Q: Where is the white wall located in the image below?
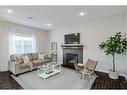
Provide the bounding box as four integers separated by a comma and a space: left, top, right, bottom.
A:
47, 13, 127, 76
0, 20, 47, 71
125, 12, 127, 79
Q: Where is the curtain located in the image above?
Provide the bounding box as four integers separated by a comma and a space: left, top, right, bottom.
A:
0, 26, 10, 71
32, 31, 37, 52
35, 30, 47, 53
8, 28, 16, 55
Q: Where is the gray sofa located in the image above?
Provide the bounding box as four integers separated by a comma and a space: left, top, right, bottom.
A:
8, 52, 52, 75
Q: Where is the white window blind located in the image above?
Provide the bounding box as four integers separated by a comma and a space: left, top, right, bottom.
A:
11, 29, 36, 54
13, 35, 33, 53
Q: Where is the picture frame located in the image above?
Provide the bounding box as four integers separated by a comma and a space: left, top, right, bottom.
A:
51, 42, 57, 50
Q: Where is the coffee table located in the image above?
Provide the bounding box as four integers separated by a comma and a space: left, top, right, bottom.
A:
38, 62, 61, 79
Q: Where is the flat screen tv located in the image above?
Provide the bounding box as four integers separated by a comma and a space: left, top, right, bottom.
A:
64, 33, 80, 44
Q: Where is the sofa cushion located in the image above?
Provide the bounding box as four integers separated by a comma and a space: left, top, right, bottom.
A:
10, 54, 17, 61
20, 63, 29, 69
10, 54, 23, 64
31, 53, 38, 60
16, 55, 24, 64
32, 60, 45, 65
32, 59, 51, 65
44, 58, 52, 62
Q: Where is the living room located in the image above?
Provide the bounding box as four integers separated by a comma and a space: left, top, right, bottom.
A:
0, 4, 127, 92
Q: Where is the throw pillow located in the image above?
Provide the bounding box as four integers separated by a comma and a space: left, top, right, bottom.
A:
47, 52, 52, 58
38, 53, 45, 60
22, 55, 30, 64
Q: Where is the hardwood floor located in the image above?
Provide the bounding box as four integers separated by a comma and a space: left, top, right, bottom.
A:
91, 71, 127, 89
0, 72, 23, 89
0, 71, 127, 89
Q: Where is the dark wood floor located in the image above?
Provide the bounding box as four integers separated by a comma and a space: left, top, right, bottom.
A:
0, 72, 23, 89
0, 71, 127, 89
91, 71, 127, 89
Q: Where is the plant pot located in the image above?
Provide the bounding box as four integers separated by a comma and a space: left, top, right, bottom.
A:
109, 70, 119, 79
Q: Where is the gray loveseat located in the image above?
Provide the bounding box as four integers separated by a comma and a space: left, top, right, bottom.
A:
8, 52, 52, 75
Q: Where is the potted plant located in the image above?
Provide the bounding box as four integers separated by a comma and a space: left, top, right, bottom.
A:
99, 32, 127, 79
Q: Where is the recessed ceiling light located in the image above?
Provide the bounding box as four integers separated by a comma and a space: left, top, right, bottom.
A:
80, 12, 84, 16
7, 9, 13, 13
79, 11, 87, 16
46, 23, 51, 26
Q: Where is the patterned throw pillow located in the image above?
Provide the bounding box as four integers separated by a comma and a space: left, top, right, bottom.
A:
22, 55, 30, 64
38, 53, 45, 60
16, 55, 23, 64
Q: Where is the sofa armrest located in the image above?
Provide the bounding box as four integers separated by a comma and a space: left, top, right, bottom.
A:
8, 61, 20, 75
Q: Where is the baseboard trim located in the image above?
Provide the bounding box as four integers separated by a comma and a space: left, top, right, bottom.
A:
96, 70, 126, 78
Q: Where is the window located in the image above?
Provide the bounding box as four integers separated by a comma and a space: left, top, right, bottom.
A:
13, 35, 34, 54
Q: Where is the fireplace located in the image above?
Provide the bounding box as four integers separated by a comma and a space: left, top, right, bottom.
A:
62, 46, 83, 69
66, 53, 78, 65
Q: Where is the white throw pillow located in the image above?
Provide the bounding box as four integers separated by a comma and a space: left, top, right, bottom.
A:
48, 53, 52, 58
22, 55, 30, 64
38, 53, 45, 60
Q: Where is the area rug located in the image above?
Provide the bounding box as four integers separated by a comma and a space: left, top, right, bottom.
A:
12, 67, 96, 89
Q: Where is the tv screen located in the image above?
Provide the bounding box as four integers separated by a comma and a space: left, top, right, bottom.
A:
65, 33, 80, 44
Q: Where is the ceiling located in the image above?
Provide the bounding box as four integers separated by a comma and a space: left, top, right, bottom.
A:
0, 6, 127, 31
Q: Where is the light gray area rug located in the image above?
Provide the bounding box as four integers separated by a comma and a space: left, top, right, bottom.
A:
12, 67, 96, 89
